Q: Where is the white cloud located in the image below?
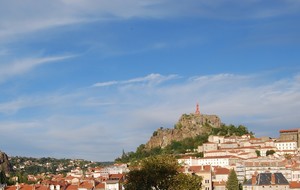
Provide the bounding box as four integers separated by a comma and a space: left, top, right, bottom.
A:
0, 72, 300, 160
0, 55, 74, 83
0, 1, 299, 42
92, 73, 179, 87
92, 81, 118, 87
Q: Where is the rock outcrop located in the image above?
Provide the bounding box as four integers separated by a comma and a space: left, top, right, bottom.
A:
0, 151, 12, 174
145, 113, 221, 149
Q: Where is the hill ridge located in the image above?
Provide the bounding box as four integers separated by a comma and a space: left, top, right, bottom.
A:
145, 112, 221, 149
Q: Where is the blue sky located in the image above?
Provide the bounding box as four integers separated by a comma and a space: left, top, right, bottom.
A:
0, 0, 300, 161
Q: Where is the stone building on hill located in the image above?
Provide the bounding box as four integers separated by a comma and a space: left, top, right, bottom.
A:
280, 129, 300, 147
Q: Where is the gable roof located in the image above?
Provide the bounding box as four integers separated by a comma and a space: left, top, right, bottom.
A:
244, 173, 289, 186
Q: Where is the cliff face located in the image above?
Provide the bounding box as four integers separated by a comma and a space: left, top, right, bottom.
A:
145, 113, 221, 149
0, 151, 11, 174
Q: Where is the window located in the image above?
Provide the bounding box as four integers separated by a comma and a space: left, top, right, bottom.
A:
205, 179, 210, 183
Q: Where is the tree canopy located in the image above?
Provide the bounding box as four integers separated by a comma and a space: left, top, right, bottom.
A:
266, 149, 276, 156
226, 169, 239, 190
124, 155, 202, 190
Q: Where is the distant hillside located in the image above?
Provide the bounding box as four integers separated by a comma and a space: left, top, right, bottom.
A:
145, 113, 221, 149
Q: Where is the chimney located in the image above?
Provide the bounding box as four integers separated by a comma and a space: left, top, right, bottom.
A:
251, 174, 257, 185
271, 173, 276, 184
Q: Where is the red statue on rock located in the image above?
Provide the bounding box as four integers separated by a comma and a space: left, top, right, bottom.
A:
195, 103, 200, 115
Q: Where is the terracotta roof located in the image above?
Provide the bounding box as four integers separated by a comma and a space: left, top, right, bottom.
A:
95, 183, 105, 189
189, 165, 211, 173
109, 174, 123, 180
35, 185, 49, 190
214, 167, 230, 175
20, 185, 34, 190
5, 186, 17, 190
65, 184, 78, 190
280, 129, 299, 133
290, 181, 300, 188
78, 181, 94, 189
65, 176, 75, 180
213, 181, 226, 186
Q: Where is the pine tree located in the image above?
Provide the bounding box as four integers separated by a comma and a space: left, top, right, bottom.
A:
226, 169, 239, 190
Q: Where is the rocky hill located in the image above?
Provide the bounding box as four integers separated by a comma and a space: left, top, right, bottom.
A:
145, 113, 221, 149
0, 151, 12, 174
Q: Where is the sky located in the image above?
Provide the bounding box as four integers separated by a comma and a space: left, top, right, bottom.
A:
0, 0, 300, 161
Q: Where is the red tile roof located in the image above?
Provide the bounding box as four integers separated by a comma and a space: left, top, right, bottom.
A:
35, 185, 49, 190
109, 174, 124, 180
189, 165, 211, 173
290, 181, 300, 188
65, 184, 78, 190
214, 167, 230, 175
95, 183, 105, 189
78, 181, 94, 189
280, 129, 299, 133
5, 186, 17, 190
20, 185, 34, 190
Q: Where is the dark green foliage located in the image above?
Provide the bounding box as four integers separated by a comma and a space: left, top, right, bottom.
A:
15, 172, 28, 184
226, 169, 239, 190
115, 134, 209, 163
210, 124, 254, 137
266, 149, 275, 156
163, 134, 209, 154
124, 155, 202, 190
116, 124, 253, 163
0, 170, 7, 184
255, 150, 261, 157
171, 173, 202, 190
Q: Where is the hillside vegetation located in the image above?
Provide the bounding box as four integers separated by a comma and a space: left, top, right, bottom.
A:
115, 123, 253, 163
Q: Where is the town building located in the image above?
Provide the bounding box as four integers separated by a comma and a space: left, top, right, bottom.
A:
280, 129, 300, 148
243, 172, 289, 190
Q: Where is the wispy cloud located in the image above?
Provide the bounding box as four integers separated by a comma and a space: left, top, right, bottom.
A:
2, 72, 300, 161
0, 1, 299, 42
0, 55, 74, 83
92, 73, 179, 87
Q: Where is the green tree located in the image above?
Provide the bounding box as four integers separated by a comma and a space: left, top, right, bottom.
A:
255, 150, 261, 157
124, 155, 202, 190
226, 169, 239, 190
266, 150, 275, 156
0, 170, 7, 184
170, 173, 202, 190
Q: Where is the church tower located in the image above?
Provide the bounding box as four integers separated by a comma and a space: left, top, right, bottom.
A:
195, 103, 200, 115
